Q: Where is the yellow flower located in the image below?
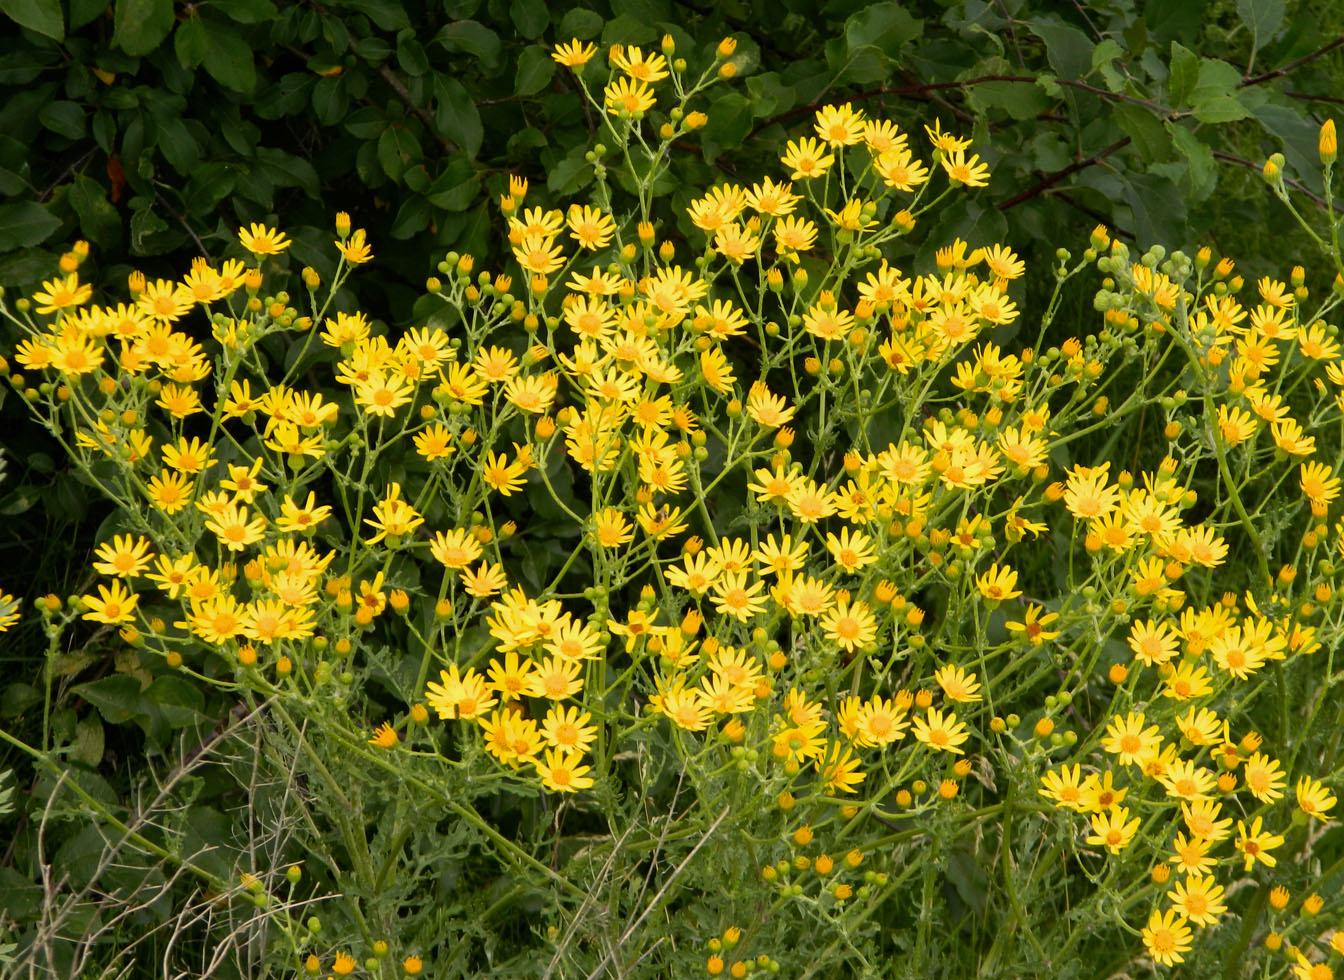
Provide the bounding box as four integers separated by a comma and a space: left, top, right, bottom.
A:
368, 722, 399, 749
604, 76, 656, 115
534, 748, 595, 792
611, 44, 669, 83
1085, 805, 1140, 853
1234, 815, 1284, 870
933, 664, 981, 703
780, 137, 835, 180
912, 706, 969, 754
1295, 776, 1337, 818
81, 580, 140, 624
33, 273, 93, 314
1142, 908, 1192, 967
238, 222, 291, 256
976, 563, 1021, 602
940, 148, 991, 187
335, 227, 373, 264
551, 38, 597, 67
92, 534, 155, 579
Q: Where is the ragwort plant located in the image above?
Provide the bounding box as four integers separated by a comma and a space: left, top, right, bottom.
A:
3, 31, 1344, 980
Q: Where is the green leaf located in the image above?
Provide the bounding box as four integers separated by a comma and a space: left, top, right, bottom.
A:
69, 0, 102, 29
1192, 95, 1249, 124
557, 7, 602, 39
253, 146, 319, 196
1121, 171, 1187, 247
699, 91, 752, 163
1111, 103, 1173, 163
434, 20, 501, 64
113, 0, 174, 56
73, 675, 149, 727
144, 675, 205, 728
1236, 0, 1284, 48
311, 76, 348, 126
343, 106, 388, 139
1024, 16, 1093, 79
175, 16, 209, 68
390, 195, 431, 239
69, 175, 122, 245
546, 145, 593, 196
425, 155, 479, 210
72, 715, 104, 767
344, 0, 409, 31
1091, 40, 1127, 93
745, 72, 794, 119
38, 100, 85, 139
514, 45, 555, 97
1162, 121, 1216, 198
971, 79, 1050, 121
1190, 57, 1242, 105
377, 125, 421, 182
509, 0, 548, 39
397, 35, 429, 76
1090, 38, 1124, 72
844, 2, 922, 59
210, 0, 277, 23
0, 0, 63, 40
1167, 42, 1199, 107
0, 200, 60, 248
434, 76, 483, 159
202, 21, 256, 92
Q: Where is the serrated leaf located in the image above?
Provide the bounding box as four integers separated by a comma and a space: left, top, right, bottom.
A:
434, 76, 482, 159
113, 0, 174, 56
1190, 57, 1242, 105
1111, 103, 1173, 163
1122, 171, 1187, 247
1236, 0, 1284, 48
0, 0, 63, 40
844, 2, 922, 59
1163, 121, 1216, 198
1024, 16, 1093, 79
972, 79, 1050, 121
1167, 41, 1199, 107
0, 200, 60, 247
1091, 38, 1124, 72
72, 715, 104, 767
1192, 95, 1249, 123
514, 45, 555, 97
73, 675, 149, 727
202, 21, 256, 92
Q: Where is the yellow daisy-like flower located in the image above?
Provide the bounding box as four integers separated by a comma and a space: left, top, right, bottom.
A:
604, 76, 656, 115
92, 534, 155, 579
1142, 908, 1192, 967
81, 579, 140, 625
238, 222, 291, 255
975, 563, 1021, 602
551, 38, 597, 67
912, 706, 969, 755
335, 228, 373, 264
534, 748, 595, 793
34, 274, 93, 314
780, 136, 835, 180
940, 148, 991, 187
